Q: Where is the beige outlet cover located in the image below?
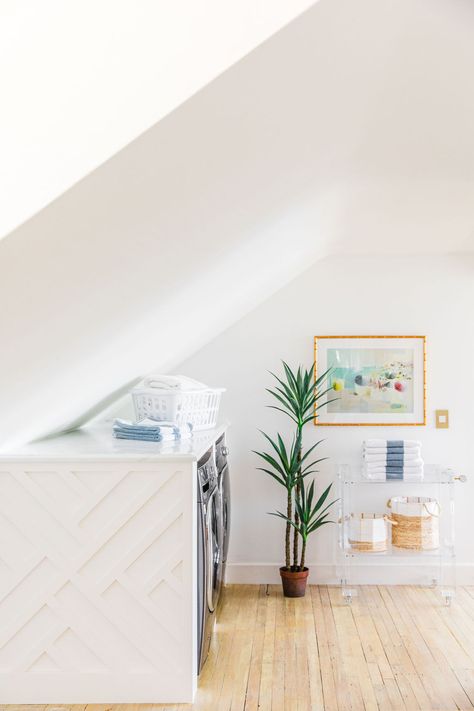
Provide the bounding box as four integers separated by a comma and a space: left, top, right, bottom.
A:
435, 410, 449, 428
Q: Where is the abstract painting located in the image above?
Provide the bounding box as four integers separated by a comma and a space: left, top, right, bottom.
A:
314, 336, 426, 425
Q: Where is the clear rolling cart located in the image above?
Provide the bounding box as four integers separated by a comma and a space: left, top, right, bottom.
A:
337, 464, 467, 605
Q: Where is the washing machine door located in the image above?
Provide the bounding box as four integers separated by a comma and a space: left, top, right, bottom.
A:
219, 463, 231, 563
205, 487, 221, 613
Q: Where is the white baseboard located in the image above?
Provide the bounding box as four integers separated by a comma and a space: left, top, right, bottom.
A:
226, 563, 474, 586
226, 563, 335, 585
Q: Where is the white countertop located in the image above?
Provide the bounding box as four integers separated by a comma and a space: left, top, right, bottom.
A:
0, 420, 228, 462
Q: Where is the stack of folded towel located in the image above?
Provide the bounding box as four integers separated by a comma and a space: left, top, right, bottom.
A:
113, 418, 193, 442
363, 439, 424, 481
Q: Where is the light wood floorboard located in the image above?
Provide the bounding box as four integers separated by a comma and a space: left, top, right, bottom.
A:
3, 584, 474, 710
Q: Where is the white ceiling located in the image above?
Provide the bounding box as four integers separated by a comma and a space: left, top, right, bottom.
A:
0, 0, 314, 238
1, 0, 474, 448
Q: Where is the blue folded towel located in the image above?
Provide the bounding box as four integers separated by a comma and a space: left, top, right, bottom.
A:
112, 418, 192, 442
114, 431, 165, 441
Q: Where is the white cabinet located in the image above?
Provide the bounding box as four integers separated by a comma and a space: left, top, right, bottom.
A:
0, 424, 226, 703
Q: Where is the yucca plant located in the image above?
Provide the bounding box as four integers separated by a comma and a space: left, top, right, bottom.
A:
254, 362, 338, 596
255, 429, 328, 569
266, 362, 337, 569
272, 478, 335, 570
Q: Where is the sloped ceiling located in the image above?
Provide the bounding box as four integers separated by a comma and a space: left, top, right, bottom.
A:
1, 0, 474, 449
0, 0, 315, 238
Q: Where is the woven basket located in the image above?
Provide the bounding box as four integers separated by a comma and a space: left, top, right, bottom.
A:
348, 513, 394, 553
387, 496, 439, 550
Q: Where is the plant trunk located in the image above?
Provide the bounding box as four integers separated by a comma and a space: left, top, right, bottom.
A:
293, 489, 299, 569
293, 445, 302, 570
300, 538, 307, 571
285, 490, 292, 570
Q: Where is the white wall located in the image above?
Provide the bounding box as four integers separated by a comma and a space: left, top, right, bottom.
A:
0, 0, 314, 239
178, 254, 474, 583
2, 0, 474, 451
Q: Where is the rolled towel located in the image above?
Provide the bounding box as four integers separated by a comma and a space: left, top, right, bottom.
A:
364, 475, 424, 482
364, 462, 424, 470
363, 471, 386, 481
363, 468, 424, 481
398, 462, 424, 470
364, 439, 421, 448
385, 465, 423, 474
363, 464, 424, 474
362, 447, 421, 459
364, 447, 420, 456
364, 471, 424, 482
387, 470, 424, 480
364, 453, 421, 463
388, 474, 424, 481
364, 459, 424, 470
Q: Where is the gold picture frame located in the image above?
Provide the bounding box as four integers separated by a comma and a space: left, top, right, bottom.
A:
314, 335, 426, 426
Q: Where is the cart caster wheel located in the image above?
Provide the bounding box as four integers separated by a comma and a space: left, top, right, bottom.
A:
441, 590, 454, 606
342, 591, 353, 605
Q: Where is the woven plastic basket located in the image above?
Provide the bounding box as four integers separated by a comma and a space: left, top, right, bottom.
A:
132, 387, 225, 431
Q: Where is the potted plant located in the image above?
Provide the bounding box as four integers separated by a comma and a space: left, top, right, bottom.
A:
254, 362, 338, 597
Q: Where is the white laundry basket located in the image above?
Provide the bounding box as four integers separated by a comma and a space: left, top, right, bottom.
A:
132, 387, 225, 431
348, 513, 394, 552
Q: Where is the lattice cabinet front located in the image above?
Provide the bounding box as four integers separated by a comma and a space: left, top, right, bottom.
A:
0, 459, 196, 703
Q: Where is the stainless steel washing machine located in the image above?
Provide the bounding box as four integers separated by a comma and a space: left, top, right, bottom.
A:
197, 449, 222, 674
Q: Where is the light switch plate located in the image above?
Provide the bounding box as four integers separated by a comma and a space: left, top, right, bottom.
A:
435, 409, 449, 428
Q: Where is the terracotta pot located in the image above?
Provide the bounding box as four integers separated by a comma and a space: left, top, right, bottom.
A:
279, 567, 309, 597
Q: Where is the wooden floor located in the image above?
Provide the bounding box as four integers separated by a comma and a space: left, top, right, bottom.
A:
4, 583, 474, 710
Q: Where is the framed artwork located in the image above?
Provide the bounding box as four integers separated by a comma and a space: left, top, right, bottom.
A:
314, 335, 426, 426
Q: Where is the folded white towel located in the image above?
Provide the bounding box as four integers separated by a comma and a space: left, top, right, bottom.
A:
363, 454, 423, 466
364, 450, 421, 458
364, 458, 424, 469
143, 374, 207, 390
363, 446, 421, 456
364, 474, 424, 482
364, 439, 421, 448
363, 471, 424, 482
363, 471, 386, 481
363, 464, 424, 476
364, 459, 424, 468
362, 448, 421, 462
